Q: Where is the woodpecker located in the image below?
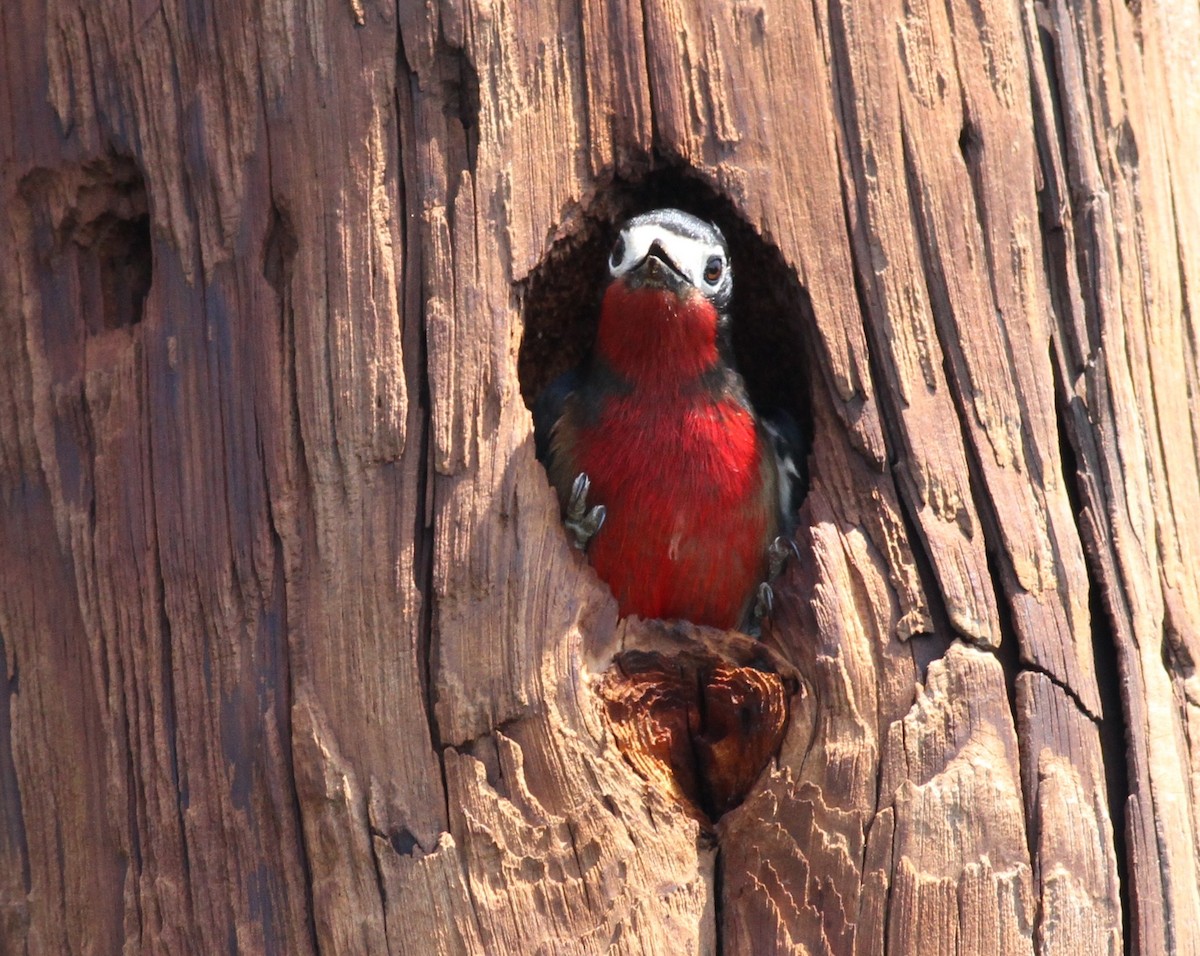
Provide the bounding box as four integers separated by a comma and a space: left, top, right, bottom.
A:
534, 208, 806, 630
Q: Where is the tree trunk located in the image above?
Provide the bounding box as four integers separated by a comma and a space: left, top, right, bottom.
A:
2, 0, 1198, 953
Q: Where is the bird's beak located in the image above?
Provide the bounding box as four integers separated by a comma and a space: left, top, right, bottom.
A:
627, 243, 690, 295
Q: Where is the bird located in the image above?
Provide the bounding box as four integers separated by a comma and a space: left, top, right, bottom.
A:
534, 207, 806, 631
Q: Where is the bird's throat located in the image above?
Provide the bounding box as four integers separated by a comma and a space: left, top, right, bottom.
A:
595, 282, 720, 385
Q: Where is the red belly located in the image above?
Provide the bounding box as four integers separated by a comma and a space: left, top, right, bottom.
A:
577, 393, 772, 629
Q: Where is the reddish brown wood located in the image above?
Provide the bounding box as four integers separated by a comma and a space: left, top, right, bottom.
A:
598, 630, 793, 820
2, 0, 1198, 953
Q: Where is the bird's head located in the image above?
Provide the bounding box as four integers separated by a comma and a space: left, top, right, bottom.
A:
607, 208, 733, 310
596, 209, 733, 383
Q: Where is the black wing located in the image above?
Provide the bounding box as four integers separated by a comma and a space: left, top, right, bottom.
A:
532, 366, 583, 465
760, 407, 809, 534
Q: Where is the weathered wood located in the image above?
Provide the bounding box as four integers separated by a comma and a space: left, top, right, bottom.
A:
1016, 671, 1121, 953
2, 0, 1199, 953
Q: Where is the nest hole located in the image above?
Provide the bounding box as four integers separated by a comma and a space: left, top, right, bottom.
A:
518, 166, 813, 446
518, 167, 815, 819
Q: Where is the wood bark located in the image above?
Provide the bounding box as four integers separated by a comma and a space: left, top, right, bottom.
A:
2, 0, 1198, 953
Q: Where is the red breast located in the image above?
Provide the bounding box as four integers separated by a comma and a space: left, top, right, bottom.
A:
574, 283, 776, 628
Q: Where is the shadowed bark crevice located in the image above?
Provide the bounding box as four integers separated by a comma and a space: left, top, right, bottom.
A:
0, 630, 30, 904
1033, 11, 1137, 947
1049, 346, 1134, 954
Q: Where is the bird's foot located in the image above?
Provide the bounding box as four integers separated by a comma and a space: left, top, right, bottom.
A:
767, 535, 799, 580
752, 581, 774, 624
748, 537, 798, 632
565, 473, 606, 550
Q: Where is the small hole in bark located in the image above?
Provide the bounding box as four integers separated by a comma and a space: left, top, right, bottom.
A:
47, 157, 153, 335
389, 827, 420, 855
263, 201, 298, 296
958, 121, 982, 164
518, 165, 813, 452
80, 212, 152, 333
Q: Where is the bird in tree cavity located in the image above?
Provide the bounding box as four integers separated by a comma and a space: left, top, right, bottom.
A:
535, 208, 806, 631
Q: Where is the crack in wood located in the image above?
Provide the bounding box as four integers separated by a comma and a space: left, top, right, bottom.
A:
1048, 340, 1134, 954
260, 97, 320, 946
0, 629, 30, 902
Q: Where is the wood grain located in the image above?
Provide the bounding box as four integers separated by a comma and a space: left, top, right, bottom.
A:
1, 0, 1197, 952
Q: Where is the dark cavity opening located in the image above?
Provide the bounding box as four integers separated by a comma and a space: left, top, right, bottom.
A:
61, 157, 153, 335
84, 212, 152, 333
518, 166, 813, 478
262, 201, 298, 296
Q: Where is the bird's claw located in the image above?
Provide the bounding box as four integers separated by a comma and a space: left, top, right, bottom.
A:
565, 473, 606, 550
767, 535, 799, 580
752, 581, 774, 624
750, 536, 797, 630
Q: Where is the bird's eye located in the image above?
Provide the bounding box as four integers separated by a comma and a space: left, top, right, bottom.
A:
610, 236, 626, 268
704, 256, 724, 284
